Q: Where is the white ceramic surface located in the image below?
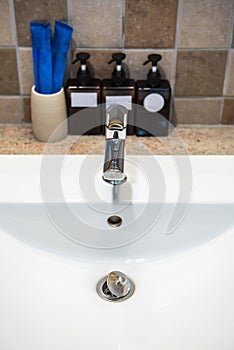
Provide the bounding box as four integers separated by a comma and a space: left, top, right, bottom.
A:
0, 155, 234, 350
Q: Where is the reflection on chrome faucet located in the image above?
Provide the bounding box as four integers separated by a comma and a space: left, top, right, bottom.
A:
103, 105, 128, 185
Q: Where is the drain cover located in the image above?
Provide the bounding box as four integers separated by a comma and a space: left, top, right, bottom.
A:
97, 271, 135, 302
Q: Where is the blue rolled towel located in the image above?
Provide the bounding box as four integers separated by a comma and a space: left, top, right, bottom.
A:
52, 20, 73, 93
30, 22, 53, 94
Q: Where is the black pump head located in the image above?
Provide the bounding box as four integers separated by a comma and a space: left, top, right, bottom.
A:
108, 52, 126, 87
108, 53, 126, 65
72, 52, 90, 65
72, 52, 92, 86
143, 54, 162, 67
143, 54, 162, 87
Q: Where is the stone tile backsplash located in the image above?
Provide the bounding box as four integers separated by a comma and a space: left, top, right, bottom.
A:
14, 0, 68, 46
0, 49, 19, 95
0, 0, 233, 125
124, 0, 178, 48
0, 0, 15, 46
70, 0, 122, 48
224, 50, 234, 96
178, 0, 233, 48
222, 99, 234, 124
175, 51, 227, 96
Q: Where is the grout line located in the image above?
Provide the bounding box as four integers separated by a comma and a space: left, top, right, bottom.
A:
0, 95, 27, 98
172, 0, 182, 90
176, 47, 230, 51
171, 0, 182, 123
67, 0, 72, 25
8, 0, 24, 123
174, 96, 226, 100
1, 95, 232, 99
0, 46, 232, 51
121, 0, 126, 49
219, 98, 225, 123
177, 123, 234, 129
66, 0, 74, 79
228, 0, 234, 49
70, 47, 176, 51
0, 122, 31, 127
177, 123, 234, 128
220, 1, 234, 123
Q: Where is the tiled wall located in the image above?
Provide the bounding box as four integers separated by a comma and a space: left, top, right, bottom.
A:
0, 0, 234, 125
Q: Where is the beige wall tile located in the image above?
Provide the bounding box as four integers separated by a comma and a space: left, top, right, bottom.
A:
125, 50, 175, 83
0, 0, 15, 46
19, 49, 34, 95
175, 50, 227, 96
174, 98, 222, 124
0, 97, 22, 123
224, 50, 234, 96
222, 99, 234, 124
125, 0, 178, 48
70, 0, 122, 48
178, 0, 233, 48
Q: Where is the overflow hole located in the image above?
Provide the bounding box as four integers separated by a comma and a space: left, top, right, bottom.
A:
107, 215, 122, 228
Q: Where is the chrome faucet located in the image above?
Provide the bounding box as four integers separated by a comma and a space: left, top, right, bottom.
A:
103, 105, 128, 185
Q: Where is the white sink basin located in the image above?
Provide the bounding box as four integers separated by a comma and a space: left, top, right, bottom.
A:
0, 155, 234, 350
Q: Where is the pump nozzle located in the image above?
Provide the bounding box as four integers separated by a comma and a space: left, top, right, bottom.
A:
108, 53, 126, 65
143, 54, 162, 67
72, 52, 90, 65
108, 53, 126, 87
143, 54, 162, 88
72, 52, 91, 86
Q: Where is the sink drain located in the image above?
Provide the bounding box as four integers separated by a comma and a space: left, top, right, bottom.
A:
107, 215, 122, 227
97, 271, 135, 302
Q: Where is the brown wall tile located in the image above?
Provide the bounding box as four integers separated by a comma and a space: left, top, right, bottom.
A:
178, 0, 233, 48
71, 0, 122, 48
125, 0, 178, 48
224, 50, 234, 96
19, 49, 34, 95
0, 97, 22, 123
174, 98, 222, 124
222, 99, 234, 124
23, 97, 31, 123
175, 50, 227, 96
0, 0, 15, 46
0, 49, 20, 95
14, 0, 67, 46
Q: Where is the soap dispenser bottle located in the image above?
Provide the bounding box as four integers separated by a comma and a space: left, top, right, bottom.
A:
102, 53, 135, 135
66, 52, 102, 135
136, 54, 171, 136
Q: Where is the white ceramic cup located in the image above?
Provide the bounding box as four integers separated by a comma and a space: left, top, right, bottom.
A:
31, 86, 68, 142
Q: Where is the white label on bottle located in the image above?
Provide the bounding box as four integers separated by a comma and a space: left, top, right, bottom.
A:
71, 92, 98, 107
105, 96, 132, 110
143, 93, 165, 112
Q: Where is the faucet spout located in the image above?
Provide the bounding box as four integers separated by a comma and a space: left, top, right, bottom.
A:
103, 105, 128, 185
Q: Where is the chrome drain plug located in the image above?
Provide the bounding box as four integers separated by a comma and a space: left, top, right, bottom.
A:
97, 271, 135, 302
